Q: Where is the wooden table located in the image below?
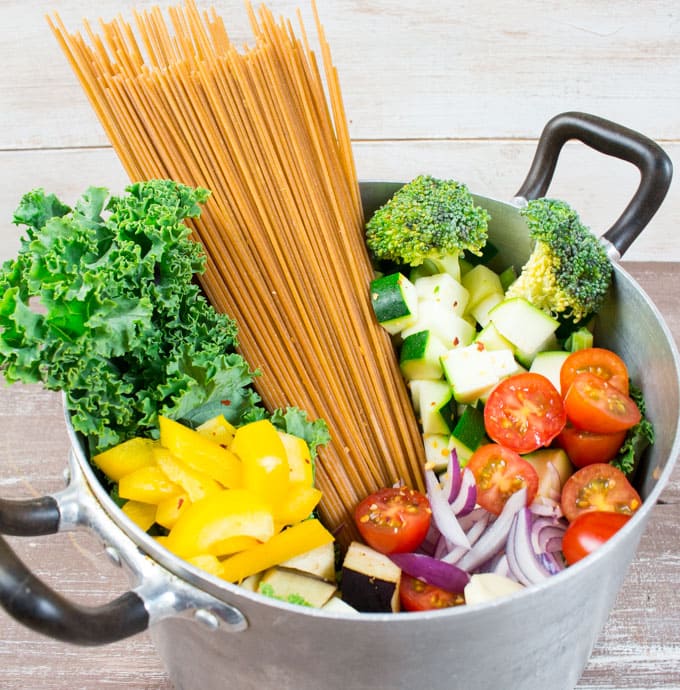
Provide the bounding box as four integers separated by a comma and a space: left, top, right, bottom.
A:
1, 263, 678, 688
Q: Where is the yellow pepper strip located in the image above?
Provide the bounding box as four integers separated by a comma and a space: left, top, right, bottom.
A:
185, 554, 224, 577
230, 420, 289, 509
197, 414, 236, 447
92, 437, 158, 482
121, 500, 157, 532
275, 483, 322, 527
118, 465, 182, 504
153, 447, 222, 503
219, 519, 334, 584
159, 416, 242, 488
155, 492, 191, 530
164, 488, 275, 559
277, 431, 314, 486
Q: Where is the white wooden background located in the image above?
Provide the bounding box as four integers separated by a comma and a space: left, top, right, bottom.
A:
1, 1, 679, 689
1, 0, 679, 265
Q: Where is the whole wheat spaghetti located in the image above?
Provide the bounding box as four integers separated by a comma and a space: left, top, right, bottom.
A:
49, 0, 426, 543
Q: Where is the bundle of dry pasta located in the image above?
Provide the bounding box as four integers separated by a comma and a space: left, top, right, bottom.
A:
49, 0, 425, 543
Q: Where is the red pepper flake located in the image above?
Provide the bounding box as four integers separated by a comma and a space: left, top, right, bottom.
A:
452, 337, 460, 347
221, 399, 232, 406
476, 341, 485, 351
453, 300, 459, 308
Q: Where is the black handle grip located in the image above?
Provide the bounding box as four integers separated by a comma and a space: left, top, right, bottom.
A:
516, 111, 673, 256
0, 496, 60, 536
0, 534, 149, 645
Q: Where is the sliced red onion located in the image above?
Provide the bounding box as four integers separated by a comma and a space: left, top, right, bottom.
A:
390, 552, 470, 593
442, 514, 490, 564
530, 516, 567, 554
425, 469, 471, 549
506, 507, 566, 586
450, 468, 477, 516
530, 496, 564, 519
544, 460, 562, 503
440, 449, 462, 503
458, 507, 490, 532
454, 488, 527, 573
492, 554, 513, 579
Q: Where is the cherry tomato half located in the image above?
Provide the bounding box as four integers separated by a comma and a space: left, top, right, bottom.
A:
399, 573, 465, 611
354, 486, 431, 554
467, 443, 539, 515
562, 511, 631, 565
564, 372, 641, 434
560, 463, 642, 523
556, 425, 627, 468
484, 373, 566, 454
560, 347, 630, 397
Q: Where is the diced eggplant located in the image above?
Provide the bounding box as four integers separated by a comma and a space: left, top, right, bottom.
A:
340, 542, 401, 613
258, 567, 337, 608
279, 541, 337, 582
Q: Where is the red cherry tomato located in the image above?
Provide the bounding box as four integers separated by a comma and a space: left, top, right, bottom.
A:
467, 443, 539, 515
354, 486, 431, 554
484, 373, 566, 454
560, 347, 630, 396
562, 511, 631, 565
556, 425, 627, 468
564, 372, 641, 434
399, 573, 465, 611
560, 463, 642, 523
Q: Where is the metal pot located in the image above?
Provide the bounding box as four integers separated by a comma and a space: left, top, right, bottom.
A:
0, 112, 677, 690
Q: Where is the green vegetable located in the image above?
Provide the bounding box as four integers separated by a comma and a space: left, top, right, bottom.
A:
505, 198, 613, 323
365, 175, 490, 268
0, 180, 327, 456
258, 582, 313, 607
612, 382, 655, 476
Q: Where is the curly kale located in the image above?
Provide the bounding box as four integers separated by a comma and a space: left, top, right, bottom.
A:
611, 382, 655, 476
0, 181, 259, 450
506, 198, 613, 323
365, 175, 489, 268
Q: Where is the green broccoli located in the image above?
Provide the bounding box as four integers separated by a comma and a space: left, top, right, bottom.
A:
365, 175, 490, 267
505, 198, 613, 323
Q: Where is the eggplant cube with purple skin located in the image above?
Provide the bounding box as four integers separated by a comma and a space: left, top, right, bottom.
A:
340, 542, 401, 613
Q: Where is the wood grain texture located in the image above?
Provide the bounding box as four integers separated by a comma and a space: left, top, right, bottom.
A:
0, 264, 679, 689
0, 0, 679, 263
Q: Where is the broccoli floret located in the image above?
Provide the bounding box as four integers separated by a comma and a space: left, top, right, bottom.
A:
365, 175, 489, 267
505, 198, 613, 323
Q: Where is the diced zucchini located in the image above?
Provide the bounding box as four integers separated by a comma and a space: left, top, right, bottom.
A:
427, 254, 461, 282
489, 297, 559, 367
474, 322, 514, 351
564, 326, 594, 352
452, 405, 487, 453
499, 265, 518, 292
529, 350, 570, 392
370, 272, 418, 334
414, 379, 456, 434
522, 448, 574, 499
402, 299, 476, 349
441, 344, 519, 404
462, 264, 504, 310
469, 291, 503, 327
400, 330, 448, 381
414, 272, 469, 317
423, 433, 454, 472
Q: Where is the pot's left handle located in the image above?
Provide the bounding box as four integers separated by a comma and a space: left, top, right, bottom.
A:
0, 453, 247, 645
0, 491, 150, 645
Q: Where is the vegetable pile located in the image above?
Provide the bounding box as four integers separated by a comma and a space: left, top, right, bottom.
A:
344, 176, 654, 613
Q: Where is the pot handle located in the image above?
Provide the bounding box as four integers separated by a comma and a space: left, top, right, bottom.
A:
0, 452, 247, 645
515, 111, 673, 257
0, 492, 150, 645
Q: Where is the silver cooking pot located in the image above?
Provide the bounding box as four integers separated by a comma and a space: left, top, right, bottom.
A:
0, 112, 677, 690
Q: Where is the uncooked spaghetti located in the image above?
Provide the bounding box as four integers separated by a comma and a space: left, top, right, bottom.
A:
48, 0, 426, 542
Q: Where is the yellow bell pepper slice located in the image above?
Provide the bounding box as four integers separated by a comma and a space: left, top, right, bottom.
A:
164, 488, 274, 559
277, 431, 314, 486
230, 420, 289, 508
185, 554, 224, 577
219, 518, 334, 584
153, 447, 222, 503
159, 416, 242, 488
118, 465, 182, 504
275, 483, 322, 527
155, 492, 192, 530
197, 414, 236, 447
121, 500, 157, 532
92, 437, 158, 482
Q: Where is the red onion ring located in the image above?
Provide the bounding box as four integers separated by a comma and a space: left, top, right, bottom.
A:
390, 552, 470, 593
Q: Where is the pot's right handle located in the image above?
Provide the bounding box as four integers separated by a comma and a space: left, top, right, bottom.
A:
516, 111, 673, 257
